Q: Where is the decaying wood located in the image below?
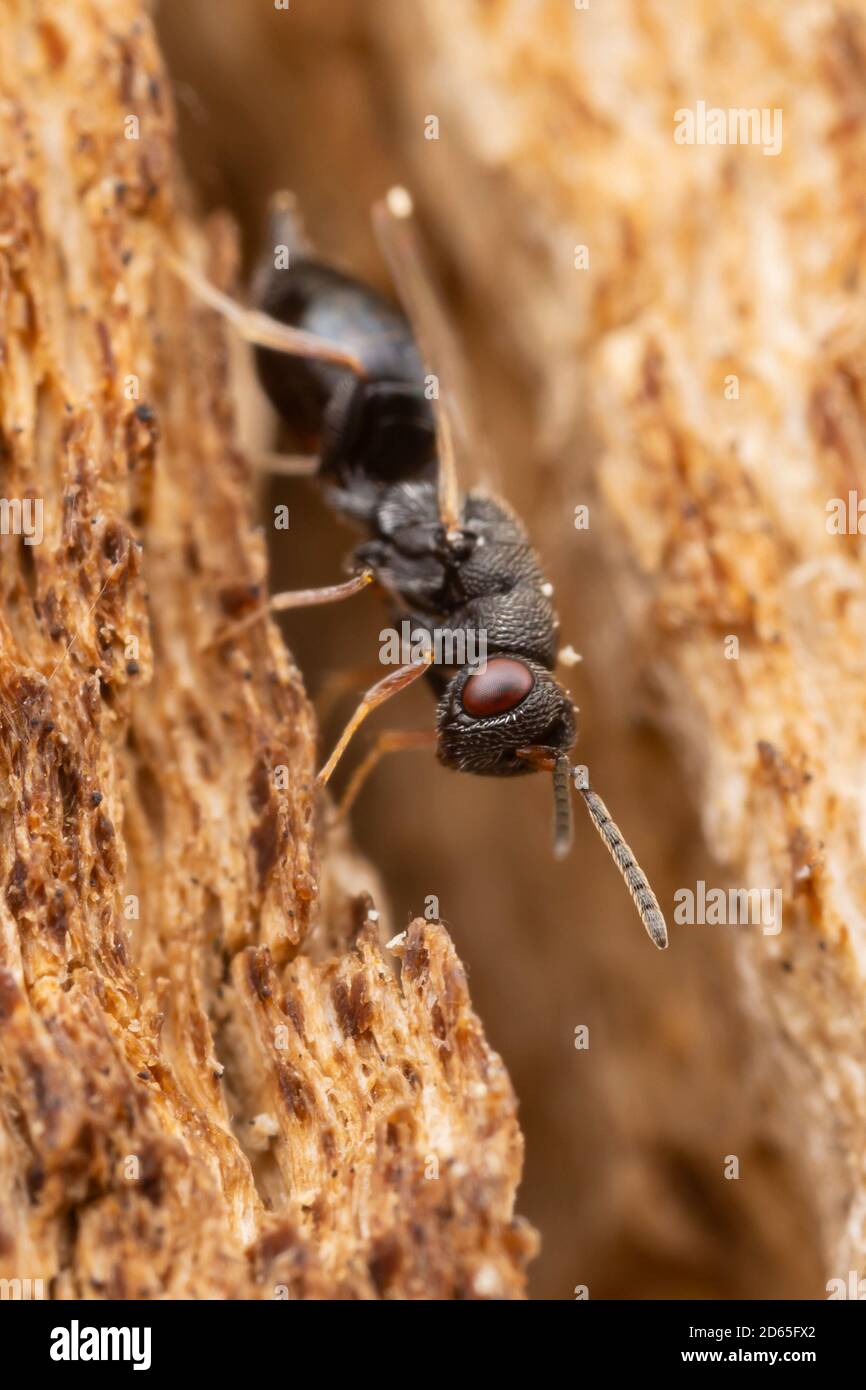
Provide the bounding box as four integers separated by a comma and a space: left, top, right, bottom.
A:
0, 1, 535, 1299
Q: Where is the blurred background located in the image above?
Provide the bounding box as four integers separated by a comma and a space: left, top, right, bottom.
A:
157, 0, 822, 1299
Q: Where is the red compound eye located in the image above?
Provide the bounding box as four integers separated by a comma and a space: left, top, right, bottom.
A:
462, 658, 534, 717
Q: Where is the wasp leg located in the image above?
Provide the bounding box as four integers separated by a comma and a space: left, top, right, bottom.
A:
317, 657, 433, 789
205, 570, 375, 650
166, 252, 367, 376
329, 728, 436, 823
316, 661, 389, 724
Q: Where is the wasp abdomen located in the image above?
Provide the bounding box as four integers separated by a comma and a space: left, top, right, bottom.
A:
254, 260, 436, 498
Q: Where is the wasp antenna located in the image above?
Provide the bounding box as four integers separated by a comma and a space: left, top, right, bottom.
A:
372, 186, 463, 535
552, 754, 574, 860
166, 251, 367, 375
266, 189, 309, 253
577, 782, 668, 949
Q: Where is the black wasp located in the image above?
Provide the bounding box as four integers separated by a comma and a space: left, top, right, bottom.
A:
169, 188, 668, 948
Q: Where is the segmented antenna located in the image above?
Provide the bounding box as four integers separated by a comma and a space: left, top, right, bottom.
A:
578, 784, 668, 949
552, 754, 574, 860
375, 186, 464, 535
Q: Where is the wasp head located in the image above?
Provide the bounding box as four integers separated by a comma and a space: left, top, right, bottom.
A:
435, 655, 576, 776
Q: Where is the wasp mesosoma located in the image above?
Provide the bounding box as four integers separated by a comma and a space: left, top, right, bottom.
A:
169, 189, 668, 948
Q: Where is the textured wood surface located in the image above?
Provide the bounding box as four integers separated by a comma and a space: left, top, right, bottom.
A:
0, 0, 533, 1299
